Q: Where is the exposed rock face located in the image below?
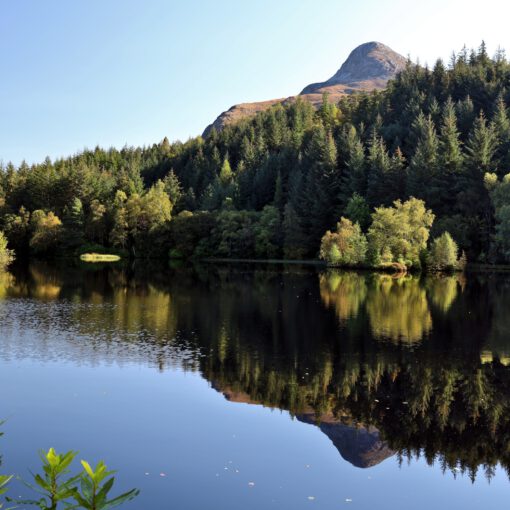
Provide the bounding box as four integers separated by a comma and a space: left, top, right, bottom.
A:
300, 41, 407, 95
216, 385, 394, 469
297, 414, 395, 469
203, 41, 406, 136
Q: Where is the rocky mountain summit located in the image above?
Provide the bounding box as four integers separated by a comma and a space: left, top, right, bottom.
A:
204, 41, 407, 136
301, 41, 407, 94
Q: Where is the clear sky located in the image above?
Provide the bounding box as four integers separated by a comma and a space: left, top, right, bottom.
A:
2, 0, 510, 165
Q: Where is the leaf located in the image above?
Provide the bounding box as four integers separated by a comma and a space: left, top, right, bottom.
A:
80, 461, 94, 480
101, 489, 140, 510
95, 477, 114, 505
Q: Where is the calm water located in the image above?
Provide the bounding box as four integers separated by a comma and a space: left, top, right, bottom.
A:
1, 262, 510, 509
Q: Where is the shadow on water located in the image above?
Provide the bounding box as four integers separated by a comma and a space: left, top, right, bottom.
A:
2, 261, 510, 483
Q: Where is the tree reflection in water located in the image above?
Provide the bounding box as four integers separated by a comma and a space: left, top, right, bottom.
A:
1, 262, 510, 482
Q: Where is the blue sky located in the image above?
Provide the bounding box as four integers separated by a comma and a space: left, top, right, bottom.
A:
1, 0, 510, 164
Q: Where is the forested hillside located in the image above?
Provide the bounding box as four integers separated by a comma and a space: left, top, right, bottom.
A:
2, 43, 510, 264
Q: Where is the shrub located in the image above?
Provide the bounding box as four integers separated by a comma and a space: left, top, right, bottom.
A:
0, 232, 14, 270
319, 217, 368, 266
429, 232, 461, 271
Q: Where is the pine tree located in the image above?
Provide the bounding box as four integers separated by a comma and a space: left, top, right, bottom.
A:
491, 94, 510, 175
282, 202, 307, 259
437, 98, 464, 211
461, 112, 498, 255
302, 126, 338, 244
366, 133, 392, 207
273, 171, 284, 211
163, 170, 183, 206
338, 126, 366, 208
407, 114, 439, 208
219, 156, 233, 184
466, 112, 497, 175
62, 197, 85, 252
389, 147, 407, 201
456, 96, 475, 135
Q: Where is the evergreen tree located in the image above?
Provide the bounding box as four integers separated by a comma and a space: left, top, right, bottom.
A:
338, 126, 366, 207
344, 193, 370, 231
366, 133, 392, 207
273, 171, 284, 211
437, 98, 464, 211
62, 197, 85, 252
163, 170, 183, 207
282, 203, 306, 259
491, 95, 510, 175
458, 112, 497, 257
408, 114, 440, 209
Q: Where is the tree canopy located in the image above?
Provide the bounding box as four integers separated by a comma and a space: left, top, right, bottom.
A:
1, 43, 510, 263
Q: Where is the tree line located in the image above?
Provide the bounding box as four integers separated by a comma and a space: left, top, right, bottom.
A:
1, 42, 510, 264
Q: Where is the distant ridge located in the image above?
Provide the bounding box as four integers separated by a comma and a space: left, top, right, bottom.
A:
203, 41, 407, 136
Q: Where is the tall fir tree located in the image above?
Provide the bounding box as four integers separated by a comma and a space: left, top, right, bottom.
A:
366, 133, 392, 207
437, 98, 464, 212
62, 197, 85, 252
407, 114, 440, 209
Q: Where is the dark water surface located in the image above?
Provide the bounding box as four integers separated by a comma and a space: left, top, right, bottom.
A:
1, 262, 510, 509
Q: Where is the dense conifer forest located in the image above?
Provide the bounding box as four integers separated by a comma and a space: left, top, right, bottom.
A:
2, 43, 510, 265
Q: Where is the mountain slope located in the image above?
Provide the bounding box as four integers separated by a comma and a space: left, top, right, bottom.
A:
301, 41, 407, 94
203, 41, 406, 136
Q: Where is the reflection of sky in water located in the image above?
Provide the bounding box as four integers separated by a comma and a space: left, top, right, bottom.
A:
0, 264, 509, 509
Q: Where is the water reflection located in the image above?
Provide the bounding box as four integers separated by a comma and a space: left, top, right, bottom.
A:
319, 271, 465, 343
1, 263, 510, 483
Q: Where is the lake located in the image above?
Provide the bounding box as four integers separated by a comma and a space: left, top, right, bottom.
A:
0, 262, 509, 509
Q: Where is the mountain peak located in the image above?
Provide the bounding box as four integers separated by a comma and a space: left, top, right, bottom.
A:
204, 41, 407, 136
301, 41, 407, 94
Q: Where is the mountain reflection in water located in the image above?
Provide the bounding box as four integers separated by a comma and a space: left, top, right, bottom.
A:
1, 262, 510, 484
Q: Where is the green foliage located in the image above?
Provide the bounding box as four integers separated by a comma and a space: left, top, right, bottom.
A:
0, 232, 14, 270
282, 203, 307, 259
485, 172, 510, 262
213, 210, 258, 258
368, 198, 435, 268
0, 475, 13, 509
168, 211, 216, 259
429, 232, 460, 271
254, 206, 282, 258
63, 198, 85, 252
21, 448, 80, 509
11, 449, 138, 510
29, 211, 63, 256
162, 170, 183, 208
72, 460, 139, 510
344, 193, 370, 231
319, 217, 367, 266
3, 207, 31, 254
110, 181, 173, 257
2, 44, 510, 262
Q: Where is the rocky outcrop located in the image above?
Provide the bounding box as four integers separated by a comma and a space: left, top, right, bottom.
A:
216, 385, 394, 469
300, 41, 407, 95
203, 41, 406, 136
297, 414, 395, 468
